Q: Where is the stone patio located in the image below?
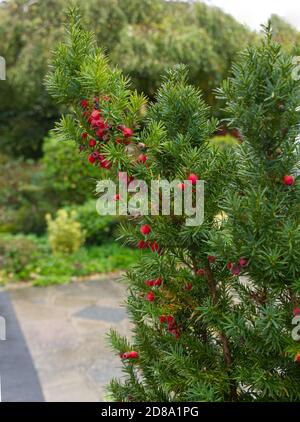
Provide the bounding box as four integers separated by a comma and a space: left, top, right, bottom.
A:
0, 275, 131, 402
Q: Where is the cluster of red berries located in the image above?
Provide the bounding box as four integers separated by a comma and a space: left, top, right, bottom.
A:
137, 224, 162, 254
145, 278, 162, 287
80, 97, 139, 169
160, 315, 180, 339
88, 150, 112, 169
145, 278, 163, 302
179, 173, 199, 191
227, 257, 248, 276
137, 239, 161, 254
120, 351, 138, 359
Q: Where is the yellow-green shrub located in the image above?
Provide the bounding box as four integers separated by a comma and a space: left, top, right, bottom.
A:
46, 209, 86, 254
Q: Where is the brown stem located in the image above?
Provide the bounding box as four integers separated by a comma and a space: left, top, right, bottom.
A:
205, 263, 237, 401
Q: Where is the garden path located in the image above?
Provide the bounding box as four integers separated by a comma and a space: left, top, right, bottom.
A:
0, 275, 130, 402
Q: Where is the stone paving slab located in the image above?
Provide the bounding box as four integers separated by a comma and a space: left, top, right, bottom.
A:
0, 275, 131, 402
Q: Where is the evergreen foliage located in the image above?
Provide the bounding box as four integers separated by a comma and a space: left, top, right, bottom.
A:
46, 10, 300, 402
209, 24, 300, 400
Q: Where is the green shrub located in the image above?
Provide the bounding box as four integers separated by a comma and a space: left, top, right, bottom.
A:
67, 200, 118, 245
41, 133, 100, 205
0, 234, 46, 281
46, 209, 86, 254
0, 154, 52, 234
0, 233, 140, 285
32, 243, 141, 286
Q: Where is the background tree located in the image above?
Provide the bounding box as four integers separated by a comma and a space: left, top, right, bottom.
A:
0, 0, 254, 157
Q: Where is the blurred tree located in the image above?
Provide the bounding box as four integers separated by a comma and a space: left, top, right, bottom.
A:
3, 2, 299, 160
0, 0, 255, 158
269, 14, 300, 52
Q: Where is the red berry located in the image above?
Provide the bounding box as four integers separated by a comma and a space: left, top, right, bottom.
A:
226, 262, 233, 270
128, 351, 138, 359
88, 154, 96, 164
121, 127, 133, 138
178, 183, 185, 192
187, 173, 199, 185
80, 99, 89, 109
81, 132, 88, 139
145, 280, 154, 287
138, 154, 148, 164
89, 139, 96, 147
151, 241, 161, 254
114, 193, 121, 201
231, 265, 241, 276
196, 268, 206, 277
167, 315, 174, 324
99, 120, 108, 129
96, 128, 106, 138
140, 224, 151, 235
154, 277, 162, 287
146, 291, 155, 302
239, 257, 248, 267
160, 315, 166, 323
90, 119, 97, 128
100, 160, 112, 170
168, 319, 176, 329
296, 353, 300, 363
91, 109, 101, 120
208, 255, 216, 263
137, 240, 146, 249
122, 352, 130, 359
283, 175, 295, 186
293, 308, 300, 316
184, 283, 193, 291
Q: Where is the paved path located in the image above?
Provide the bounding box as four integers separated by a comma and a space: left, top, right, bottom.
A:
0, 275, 131, 402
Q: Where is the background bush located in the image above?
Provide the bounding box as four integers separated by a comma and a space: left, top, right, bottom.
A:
42, 133, 101, 205
0, 234, 46, 281
0, 233, 140, 286
46, 209, 86, 254
0, 153, 51, 234
66, 200, 119, 245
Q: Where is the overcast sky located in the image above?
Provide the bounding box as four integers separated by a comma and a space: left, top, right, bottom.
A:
202, 0, 300, 31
